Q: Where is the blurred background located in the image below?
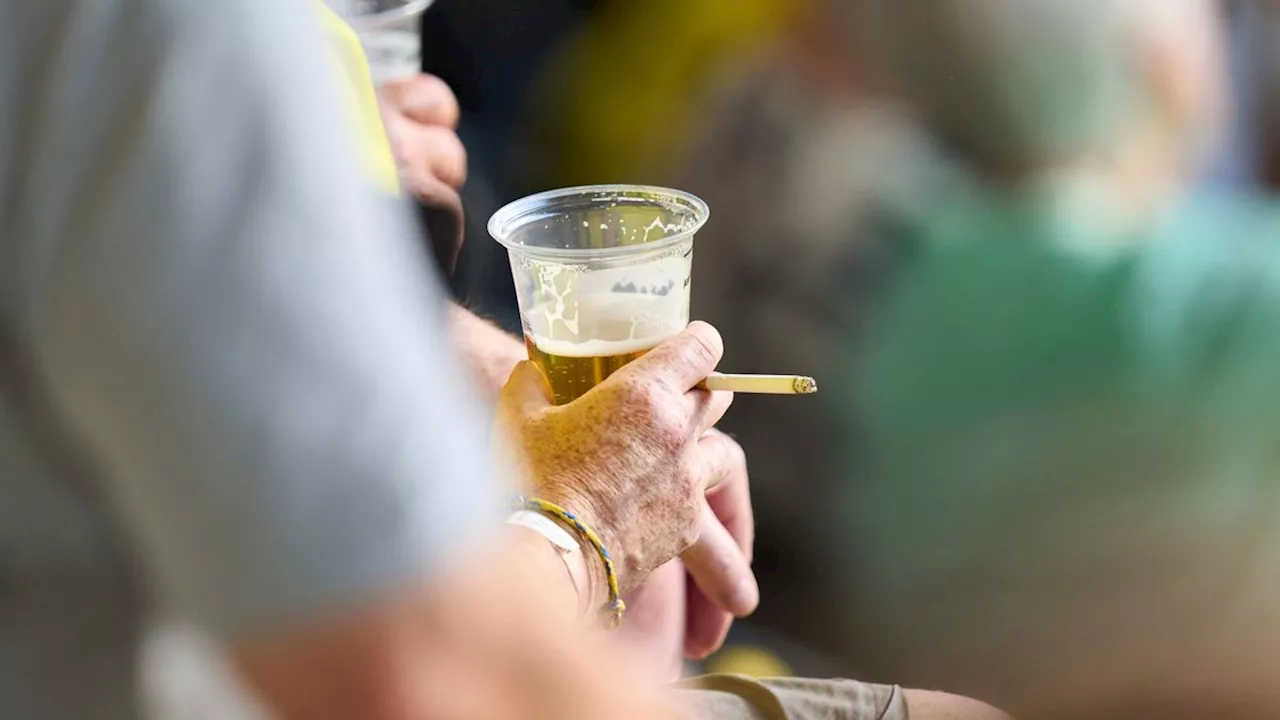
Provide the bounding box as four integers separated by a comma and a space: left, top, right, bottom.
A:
421, 0, 1280, 684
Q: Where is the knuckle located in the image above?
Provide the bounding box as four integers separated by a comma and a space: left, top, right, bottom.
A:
685, 322, 724, 367
656, 414, 688, 452
445, 133, 468, 168
637, 381, 677, 425
703, 434, 733, 473
680, 333, 720, 373
610, 373, 641, 398
421, 74, 459, 105
725, 436, 747, 470
440, 101, 462, 129
655, 392, 684, 427
406, 75, 453, 109
620, 377, 657, 412
676, 515, 702, 551
616, 380, 684, 446
431, 132, 468, 187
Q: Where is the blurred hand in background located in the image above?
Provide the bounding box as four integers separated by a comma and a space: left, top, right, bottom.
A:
379, 73, 469, 272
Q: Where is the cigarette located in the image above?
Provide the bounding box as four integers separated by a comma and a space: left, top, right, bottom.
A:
697, 373, 818, 395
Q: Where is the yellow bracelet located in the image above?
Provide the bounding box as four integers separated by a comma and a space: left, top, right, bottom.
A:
511, 495, 626, 629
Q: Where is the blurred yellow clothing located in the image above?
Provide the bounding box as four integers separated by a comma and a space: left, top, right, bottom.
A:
535, 0, 807, 185
706, 646, 795, 679
315, 1, 400, 194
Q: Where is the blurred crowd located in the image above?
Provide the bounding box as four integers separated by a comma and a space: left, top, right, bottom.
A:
439, 0, 1273, 639
11, 0, 1280, 718
439, 0, 1280, 713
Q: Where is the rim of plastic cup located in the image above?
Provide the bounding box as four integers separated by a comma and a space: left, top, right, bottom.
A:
488, 184, 710, 262
348, 0, 434, 31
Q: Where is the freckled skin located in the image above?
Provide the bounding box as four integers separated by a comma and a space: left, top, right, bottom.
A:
497, 323, 732, 592
508, 375, 705, 586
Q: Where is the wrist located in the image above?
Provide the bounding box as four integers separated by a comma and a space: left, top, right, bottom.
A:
447, 304, 525, 400
536, 489, 627, 589
507, 510, 606, 619
508, 496, 626, 628
506, 524, 594, 624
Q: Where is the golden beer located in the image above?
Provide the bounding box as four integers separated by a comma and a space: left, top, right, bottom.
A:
522, 292, 683, 405
490, 187, 707, 404
525, 336, 656, 405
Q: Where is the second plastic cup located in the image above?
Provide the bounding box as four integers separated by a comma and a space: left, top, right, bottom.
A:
329, 0, 434, 82
489, 185, 710, 405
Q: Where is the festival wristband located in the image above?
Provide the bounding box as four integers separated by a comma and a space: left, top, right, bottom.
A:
506, 509, 591, 618
509, 495, 626, 629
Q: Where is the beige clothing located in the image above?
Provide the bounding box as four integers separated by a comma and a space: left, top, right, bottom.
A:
143, 635, 907, 720
676, 675, 908, 720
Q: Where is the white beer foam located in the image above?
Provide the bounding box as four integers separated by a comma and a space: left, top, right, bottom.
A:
525, 290, 686, 358
530, 333, 677, 359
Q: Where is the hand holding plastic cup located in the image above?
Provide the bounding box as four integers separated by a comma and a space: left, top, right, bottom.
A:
489, 185, 710, 405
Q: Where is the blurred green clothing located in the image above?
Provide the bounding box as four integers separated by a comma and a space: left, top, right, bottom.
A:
830, 183, 1280, 711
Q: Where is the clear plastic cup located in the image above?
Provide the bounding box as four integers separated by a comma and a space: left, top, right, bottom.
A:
489, 185, 711, 405
328, 0, 433, 82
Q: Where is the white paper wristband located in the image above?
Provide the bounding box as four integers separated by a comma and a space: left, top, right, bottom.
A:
506, 510, 590, 617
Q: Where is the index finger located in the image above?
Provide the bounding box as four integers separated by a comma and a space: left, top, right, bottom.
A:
703, 429, 753, 563
618, 322, 724, 393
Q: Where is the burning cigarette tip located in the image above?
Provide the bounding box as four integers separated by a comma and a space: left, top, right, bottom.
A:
792, 376, 818, 394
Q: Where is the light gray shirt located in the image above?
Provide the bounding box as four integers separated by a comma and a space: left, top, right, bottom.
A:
0, 1, 494, 717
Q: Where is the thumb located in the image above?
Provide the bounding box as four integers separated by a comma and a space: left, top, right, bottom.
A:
499, 361, 554, 415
